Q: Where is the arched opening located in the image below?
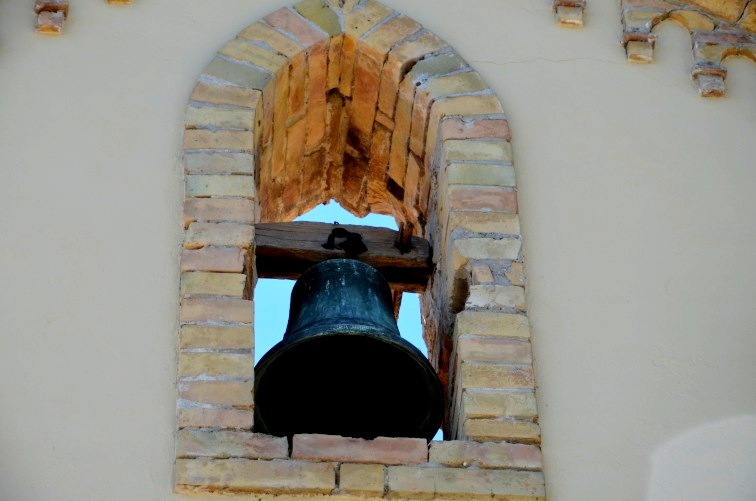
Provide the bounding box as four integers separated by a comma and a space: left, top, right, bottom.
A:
177, 2, 541, 495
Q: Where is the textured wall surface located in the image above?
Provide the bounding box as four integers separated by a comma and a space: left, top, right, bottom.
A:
0, 1, 754, 500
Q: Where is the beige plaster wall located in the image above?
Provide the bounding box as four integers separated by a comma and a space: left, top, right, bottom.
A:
0, 1, 753, 500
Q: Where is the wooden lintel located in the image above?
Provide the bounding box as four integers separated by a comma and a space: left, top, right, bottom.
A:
254, 221, 432, 293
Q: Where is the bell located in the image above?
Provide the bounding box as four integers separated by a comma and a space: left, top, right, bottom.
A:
254, 258, 444, 441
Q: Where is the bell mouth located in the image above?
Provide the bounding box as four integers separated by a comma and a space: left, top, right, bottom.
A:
254, 330, 444, 441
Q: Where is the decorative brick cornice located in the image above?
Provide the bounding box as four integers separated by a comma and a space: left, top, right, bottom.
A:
621, 0, 756, 96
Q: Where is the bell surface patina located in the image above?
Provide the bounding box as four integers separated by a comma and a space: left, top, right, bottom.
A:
254, 259, 443, 441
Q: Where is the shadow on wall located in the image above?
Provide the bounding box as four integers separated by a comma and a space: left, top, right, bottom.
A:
647, 414, 756, 500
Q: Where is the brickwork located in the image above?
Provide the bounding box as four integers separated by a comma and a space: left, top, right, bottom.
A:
176, 0, 542, 498
621, 0, 755, 96
34, 0, 68, 34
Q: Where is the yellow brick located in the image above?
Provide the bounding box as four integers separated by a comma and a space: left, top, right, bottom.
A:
460, 362, 534, 390
180, 272, 247, 298
456, 335, 532, 364
454, 310, 530, 338
184, 222, 254, 250
451, 237, 522, 272
462, 389, 538, 419
339, 463, 385, 496
445, 162, 516, 187
202, 57, 273, 90
185, 105, 256, 130
179, 297, 253, 324
443, 139, 512, 163
361, 15, 421, 54
238, 22, 304, 58
447, 212, 520, 237
219, 39, 288, 74
505, 261, 526, 286
466, 284, 526, 311
183, 198, 256, 227
179, 325, 253, 351
344, 0, 394, 38
183, 130, 254, 151
626, 40, 654, 64
685, 0, 746, 23
429, 440, 543, 470
388, 465, 545, 499
462, 418, 541, 444
177, 352, 254, 379
185, 175, 255, 198
293, 0, 341, 36
175, 458, 336, 495
740, 2, 756, 32
184, 152, 255, 175
176, 408, 254, 430
190, 82, 261, 108
178, 380, 254, 407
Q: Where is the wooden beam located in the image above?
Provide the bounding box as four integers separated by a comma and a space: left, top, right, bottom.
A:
254, 221, 432, 293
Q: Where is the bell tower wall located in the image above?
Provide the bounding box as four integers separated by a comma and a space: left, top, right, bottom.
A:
177, 1, 543, 498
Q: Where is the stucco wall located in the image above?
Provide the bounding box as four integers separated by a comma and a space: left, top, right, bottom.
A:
0, 1, 754, 500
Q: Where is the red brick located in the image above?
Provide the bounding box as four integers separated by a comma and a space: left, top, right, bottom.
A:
300, 149, 329, 210
326, 93, 347, 197
288, 52, 308, 120
349, 51, 383, 155
338, 35, 359, 96
387, 77, 416, 186
292, 433, 427, 465
403, 153, 422, 211
448, 186, 518, 213
366, 125, 392, 210
441, 117, 511, 141
271, 65, 290, 180
305, 40, 329, 152
430, 440, 543, 470
327, 34, 343, 90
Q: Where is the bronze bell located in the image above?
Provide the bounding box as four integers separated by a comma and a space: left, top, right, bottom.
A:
254, 258, 444, 441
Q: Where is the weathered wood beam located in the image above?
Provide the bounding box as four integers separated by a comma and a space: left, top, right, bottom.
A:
254, 221, 432, 293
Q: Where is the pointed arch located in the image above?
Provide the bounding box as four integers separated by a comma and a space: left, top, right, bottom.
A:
177, 1, 542, 496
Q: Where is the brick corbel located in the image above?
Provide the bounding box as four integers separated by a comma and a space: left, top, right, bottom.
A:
554, 0, 587, 28
34, 0, 68, 34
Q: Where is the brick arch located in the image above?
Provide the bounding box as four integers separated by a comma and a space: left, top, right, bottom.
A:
177, 1, 542, 497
